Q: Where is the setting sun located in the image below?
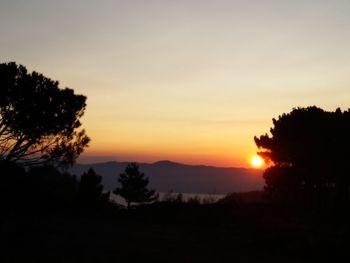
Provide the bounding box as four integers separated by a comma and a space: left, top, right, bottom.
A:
251, 155, 264, 168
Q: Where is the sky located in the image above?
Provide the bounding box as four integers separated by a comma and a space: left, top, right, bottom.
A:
1, 0, 350, 167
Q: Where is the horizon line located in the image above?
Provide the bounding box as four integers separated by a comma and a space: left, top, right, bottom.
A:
75, 159, 261, 170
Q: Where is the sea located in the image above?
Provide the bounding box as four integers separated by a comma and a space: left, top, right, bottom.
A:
109, 192, 226, 207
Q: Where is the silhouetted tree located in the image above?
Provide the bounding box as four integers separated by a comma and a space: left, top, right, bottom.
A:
78, 168, 109, 208
262, 165, 302, 203
0, 62, 90, 166
187, 195, 201, 205
27, 165, 78, 210
114, 163, 158, 209
255, 106, 350, 205
0, 162, 79, 213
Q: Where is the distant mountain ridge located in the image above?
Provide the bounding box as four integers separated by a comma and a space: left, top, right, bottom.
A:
70, 160, 264, 194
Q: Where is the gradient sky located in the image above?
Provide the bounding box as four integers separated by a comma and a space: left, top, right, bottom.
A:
1, 0, 350, 167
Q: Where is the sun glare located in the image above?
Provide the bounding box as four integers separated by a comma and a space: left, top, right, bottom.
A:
251, 155, 264, 168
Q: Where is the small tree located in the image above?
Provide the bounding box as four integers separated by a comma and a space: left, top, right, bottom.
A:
114, 163, 158, 209
78, 168, 109, 208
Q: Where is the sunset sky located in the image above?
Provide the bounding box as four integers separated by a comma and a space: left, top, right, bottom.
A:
1, 0, 350, 167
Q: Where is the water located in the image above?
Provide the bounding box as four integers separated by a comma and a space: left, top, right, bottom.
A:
109, 192, 226, 207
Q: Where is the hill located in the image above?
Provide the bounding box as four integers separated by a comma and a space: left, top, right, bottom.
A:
70, 160, 264, 194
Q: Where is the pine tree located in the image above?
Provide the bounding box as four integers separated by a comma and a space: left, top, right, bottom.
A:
114, 163, 158, 209
0, 62, 89, 166
79, 168, 109, 208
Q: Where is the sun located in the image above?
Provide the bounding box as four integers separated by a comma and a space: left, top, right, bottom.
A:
251, 155, 264, 168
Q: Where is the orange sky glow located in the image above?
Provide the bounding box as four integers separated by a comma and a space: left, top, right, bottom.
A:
2, 1, 350, 167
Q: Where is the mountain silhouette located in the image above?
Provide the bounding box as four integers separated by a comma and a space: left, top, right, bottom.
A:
70, 160, 264, 194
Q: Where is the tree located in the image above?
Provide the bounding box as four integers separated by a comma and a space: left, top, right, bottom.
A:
27, 165, 79, 209
254, 106, 350, 204
114, 163, 158, 209
0, 62, 90, 166
78, 168, 109, 208
0, 162, 79, 212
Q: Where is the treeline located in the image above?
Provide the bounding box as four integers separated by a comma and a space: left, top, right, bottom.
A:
0, 161, 110, 214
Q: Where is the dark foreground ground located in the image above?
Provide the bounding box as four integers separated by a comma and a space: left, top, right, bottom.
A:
1, 202, 350, 263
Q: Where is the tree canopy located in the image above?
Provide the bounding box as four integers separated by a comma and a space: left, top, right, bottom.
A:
255, 106, 350, 203
0, 62, 90, 166
79, 168, 110, 208
114, 163, 158, 208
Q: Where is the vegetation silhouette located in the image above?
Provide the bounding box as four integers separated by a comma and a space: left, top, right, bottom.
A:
162, 191, 184, 203
255, 106, 350, 207
0, 160, 113, 215
114, 163, 158, 209
27, 165, 79, 211
78, 168, 110, 209
0, 161, 79, 214
0, 62, 90, 166
0, 160, 28, 212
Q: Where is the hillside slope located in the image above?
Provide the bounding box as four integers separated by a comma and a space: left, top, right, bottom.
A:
70, 160, 264, 194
